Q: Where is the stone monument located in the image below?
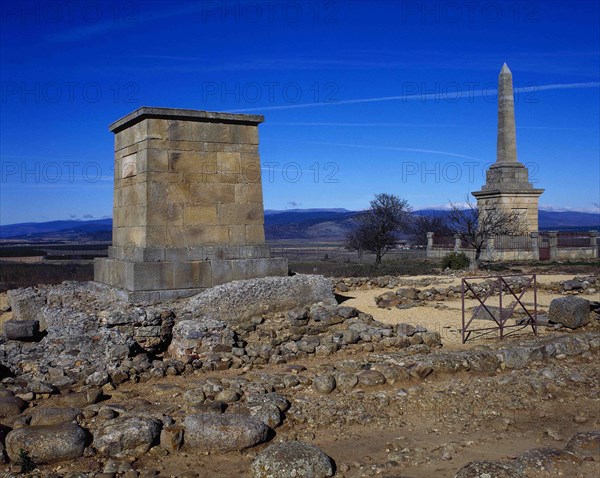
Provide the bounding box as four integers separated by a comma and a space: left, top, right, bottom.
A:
94, 107, 288, 303
472, 63, 544, 232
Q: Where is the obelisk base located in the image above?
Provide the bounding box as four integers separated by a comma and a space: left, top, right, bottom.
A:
94, 246, 288, 304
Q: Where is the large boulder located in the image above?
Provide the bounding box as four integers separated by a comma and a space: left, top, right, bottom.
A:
5, 423, 87, 464
168, 318, 237, 361
29, 407, 81, 426
0, 396, 27, 418
455, 461, 524, 478
548, 296, 590, 329
374, 291, 400, 309
312, 375, 336, 395
515, 447, 581, 477
183, 413, 268, 453
182, 275, 336, 326
93, 417, 162, 458
7, 288, 45, 322
564, 431, 600, 461
251, 441, 334, 478
3, 320, 40, 341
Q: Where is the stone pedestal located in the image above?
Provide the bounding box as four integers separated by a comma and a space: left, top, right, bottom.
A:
94, 107, 288, 303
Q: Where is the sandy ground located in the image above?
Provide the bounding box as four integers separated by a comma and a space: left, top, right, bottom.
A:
340, 274, 600, 348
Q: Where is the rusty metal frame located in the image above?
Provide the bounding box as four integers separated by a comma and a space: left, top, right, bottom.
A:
461, 274, 537, 343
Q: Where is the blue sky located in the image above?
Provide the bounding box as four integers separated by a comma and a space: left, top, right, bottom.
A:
1, 0, 599, 225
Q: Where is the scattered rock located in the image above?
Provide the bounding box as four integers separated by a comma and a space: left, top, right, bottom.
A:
183, 413, 269, 452
160, 426, 184, 453
215, 388, 241, 403
7, 288, 45, 321
0, 396, 27, 418
515, 447, 581, 477
548, 296, 590, 329
94, 417, 162, 458
251, 441, 334, 478
246, 402, 283, 428
5, 423, 87, 464
454, 460, 525, 477
396, 323, 416, 336
3, 319, 40, 341
375, 292, 399, 309
29, 407, 80, 426
357, 370, 386, 387
564, 431, 600, 461
312, 374, 336, 395
562, 280, 584, 291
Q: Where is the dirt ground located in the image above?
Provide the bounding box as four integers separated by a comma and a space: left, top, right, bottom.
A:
37, 342, 599, 478
1, 271, 599, 477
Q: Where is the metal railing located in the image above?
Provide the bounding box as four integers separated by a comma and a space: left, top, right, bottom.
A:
461, 274, 538, 343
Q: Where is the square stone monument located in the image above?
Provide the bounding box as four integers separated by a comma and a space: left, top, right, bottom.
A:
94, 107, 288, 303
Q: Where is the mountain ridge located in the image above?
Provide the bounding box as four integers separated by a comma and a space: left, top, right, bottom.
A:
1, 209, 598, 241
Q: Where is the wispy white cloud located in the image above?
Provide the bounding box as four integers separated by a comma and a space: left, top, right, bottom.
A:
46, 3, 204, 43
268, 122, 599, 131
268, 122, 460, 127
298, 140, 483, 161
231, 81, 600, 112
133, 49, 600, 75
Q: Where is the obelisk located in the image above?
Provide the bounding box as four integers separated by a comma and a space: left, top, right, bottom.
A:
472, 63, 544, 232
496, 63, 517, 164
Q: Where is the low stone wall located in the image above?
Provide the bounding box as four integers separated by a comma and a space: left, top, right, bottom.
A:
553, 246, 598, 260
426, 232, 598, 262
2, 276, 439, 388
334, 274, 599, 296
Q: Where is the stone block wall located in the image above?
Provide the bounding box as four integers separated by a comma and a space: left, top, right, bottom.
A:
474, 193, 542, 233
94, 107, 288, 303
111, 109, 265, 252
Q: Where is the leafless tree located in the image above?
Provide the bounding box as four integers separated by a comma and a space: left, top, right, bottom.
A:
409, 213, 452, 246
345, 193, 412, 265
344, 227, 366, 262
447, 198, 526, 264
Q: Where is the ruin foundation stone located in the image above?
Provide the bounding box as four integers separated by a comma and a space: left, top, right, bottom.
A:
94, 107, 288, 303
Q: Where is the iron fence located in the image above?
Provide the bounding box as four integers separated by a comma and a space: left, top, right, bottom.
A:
556, 232, 593, 248
432, 236, 455, 248
492, 234, 533, 250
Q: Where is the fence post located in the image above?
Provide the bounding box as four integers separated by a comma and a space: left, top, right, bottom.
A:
426, 232, 434, 258
590, 231, 598, 258
486, 236, 496, 261
530, 232, 539, 260
454, 234, 461, 252
548, 231, 558, 260
427, 232, 434, 249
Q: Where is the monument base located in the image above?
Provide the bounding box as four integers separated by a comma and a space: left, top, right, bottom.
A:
94, 251, 289, 304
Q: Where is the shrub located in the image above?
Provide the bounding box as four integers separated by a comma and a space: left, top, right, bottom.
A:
442, 252, 470, 270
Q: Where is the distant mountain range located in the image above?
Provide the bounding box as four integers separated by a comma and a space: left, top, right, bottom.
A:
0, 209, 598, 242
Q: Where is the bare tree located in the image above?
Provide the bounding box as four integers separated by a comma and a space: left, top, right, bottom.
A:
447, 198, 526, 264
409, 213, 452, 246
345, 193, 412, 265
344, 227, 366, 261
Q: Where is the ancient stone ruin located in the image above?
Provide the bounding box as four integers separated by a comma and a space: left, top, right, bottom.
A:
94, 107, 288, 303
473, 63, 544, 233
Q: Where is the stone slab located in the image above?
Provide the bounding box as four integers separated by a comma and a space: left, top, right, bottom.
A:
94, 256, 288, 303
109, 107, 264, 133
